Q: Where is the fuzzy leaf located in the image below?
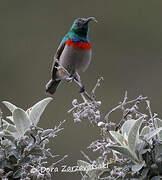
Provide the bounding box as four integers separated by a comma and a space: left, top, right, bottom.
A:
2, 101, 17, 115
6, 124, 19, 139
77, 160, 99, 178
141, 168, 149, 179
43, 149, 53, 158
110, 131, 127, 146
29, 97, 53, 125
140, 126, 151, 136
13, 169, 23, 178
154, 118, 162, 128
6, 116, 14, 123
154, 118, 162, 140
0, 119, 9, 129
77, 160, 96, 176
154, 144, 162, 158
42, 129, 54, 137
13, 108, 31, 137
19, 157, 31, 164
98, 170, 111, 179
6, 124, 17, 133
29, 147, 44, 157
77, 160, 91, 169
87, 169, 99, 179
107, 145, 139, 162
151, 176, 162, 180
128, 116, 144, 156
4, 135, 15, 142
121, 119, 135, 137
143, 127, 162, 141
131, 161, 145, 172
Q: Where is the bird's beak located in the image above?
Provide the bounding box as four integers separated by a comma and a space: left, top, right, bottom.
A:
84, 17, 97, 24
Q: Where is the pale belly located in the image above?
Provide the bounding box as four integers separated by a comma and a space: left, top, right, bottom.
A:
59, 45, 92, 74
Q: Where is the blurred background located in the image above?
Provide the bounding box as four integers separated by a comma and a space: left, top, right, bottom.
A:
1, 0, 162, 179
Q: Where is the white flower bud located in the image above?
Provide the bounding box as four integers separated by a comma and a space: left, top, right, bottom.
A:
83, 113, 88, 118
74, 118, 81, 122
95, 110, 100, 115
98, 121, 105, 127
73, 112, 79, 118
95, 115, 100, 121
96, 101, 101, 106
0, 132, 4, 137
72, 99, 78, 106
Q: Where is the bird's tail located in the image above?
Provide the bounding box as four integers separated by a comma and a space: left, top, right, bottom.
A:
46, 79, 61, 95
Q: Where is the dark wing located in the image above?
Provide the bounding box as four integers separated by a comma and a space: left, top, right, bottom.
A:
51, 42, 65, 80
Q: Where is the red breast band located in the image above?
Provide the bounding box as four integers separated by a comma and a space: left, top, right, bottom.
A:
65, 39, 91, 50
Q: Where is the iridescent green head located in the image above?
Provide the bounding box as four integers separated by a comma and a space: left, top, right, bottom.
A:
69, 17, 97, 39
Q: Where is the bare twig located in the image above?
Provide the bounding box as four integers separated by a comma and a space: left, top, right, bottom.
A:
0, 108, 2, 120
49, 155, 68, 169
104, 93, 147, 122
80, 150, 93, 163
146, 100, 157, 128
91, 77, 103, 98
0, 108, 3, 130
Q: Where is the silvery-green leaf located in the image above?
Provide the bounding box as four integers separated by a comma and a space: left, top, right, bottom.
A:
6, 116, 14, 123
86, 169, 99, 179
81, 175, 91, 180
6, 124, 19, 138
4, 134, 15, 142
128, 116, 144, 155
13, 169, 23, 179
140, 126, 151, 136
42, 129, 54, 137
151, 176, 162, 180
143, 127, 162, 141
77, 160, 91, 169
19, 157, 31, 164
43, 149, 53, 158
154, 144, 162, 158
98, 170, 111, 179
108, 161, 129, 168
0, 119, 9, 129
137, 126, 151, 156
107, 145, 139, 162
2, 101, 17, 115
29, 97, 53, 125
6, 124, 17, 133
77, 160, 94, 174
29, 147, 44, 157
121, 120, 135, 136
77, 160, 99, 178
154, 118, 162, 140
110, 131, 128, 146
13, 108, 31, 137
154, 118, 162, 128
141, 168, 149, 179
131, 161, 145, 172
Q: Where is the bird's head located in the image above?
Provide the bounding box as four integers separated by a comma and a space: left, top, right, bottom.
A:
70, 17, 97, 38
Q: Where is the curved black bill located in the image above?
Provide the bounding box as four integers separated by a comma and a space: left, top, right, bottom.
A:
84, 17, 97, 24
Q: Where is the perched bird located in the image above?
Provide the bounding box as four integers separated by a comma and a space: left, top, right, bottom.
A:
46, 17, 96, 95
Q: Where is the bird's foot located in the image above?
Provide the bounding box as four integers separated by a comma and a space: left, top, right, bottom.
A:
65, 75, 74, 82
66, 77, 73, 82
79, 85, 85, 93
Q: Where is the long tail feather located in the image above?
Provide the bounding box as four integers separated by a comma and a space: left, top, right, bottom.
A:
46, 79, 61, 95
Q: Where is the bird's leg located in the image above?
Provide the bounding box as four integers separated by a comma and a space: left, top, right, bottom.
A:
54, 60, 87, 95
73, 72, 85, 93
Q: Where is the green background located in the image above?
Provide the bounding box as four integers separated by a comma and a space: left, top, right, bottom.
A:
1, 0, 162, 179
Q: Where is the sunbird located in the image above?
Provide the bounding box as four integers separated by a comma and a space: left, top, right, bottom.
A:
46, 17, 96, 94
